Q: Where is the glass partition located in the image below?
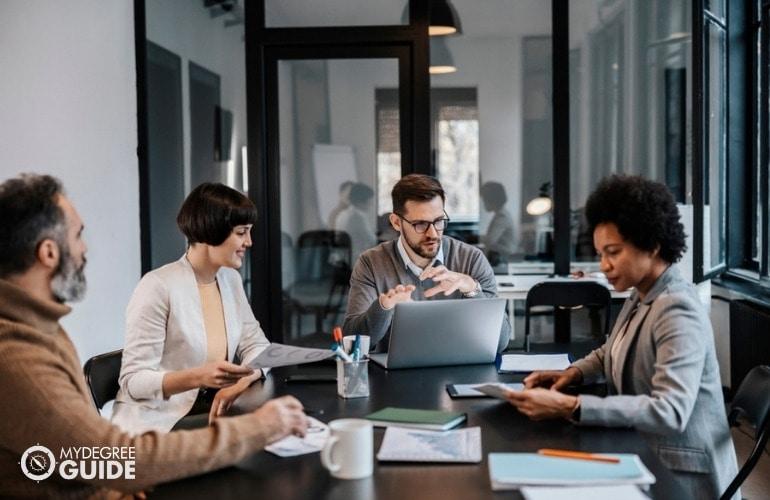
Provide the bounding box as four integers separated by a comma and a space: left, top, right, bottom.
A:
278, 58, 400, 344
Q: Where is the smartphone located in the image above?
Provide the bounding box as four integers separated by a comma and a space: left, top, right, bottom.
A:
283, 374, 336, 384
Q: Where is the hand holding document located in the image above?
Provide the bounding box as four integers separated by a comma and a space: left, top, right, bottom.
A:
246, 344, 335, 370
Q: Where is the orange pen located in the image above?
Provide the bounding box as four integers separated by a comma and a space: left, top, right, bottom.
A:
537, 448, 621, 464
332, 326, 343, 344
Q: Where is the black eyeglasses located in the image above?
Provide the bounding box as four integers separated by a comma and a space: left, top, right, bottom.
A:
396, 213, 450, 234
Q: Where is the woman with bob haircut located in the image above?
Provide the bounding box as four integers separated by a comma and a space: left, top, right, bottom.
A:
504, 175, 738, 498
113, 183, 273, 434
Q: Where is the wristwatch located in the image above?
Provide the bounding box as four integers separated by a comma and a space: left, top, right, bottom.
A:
462, 280, 482, 298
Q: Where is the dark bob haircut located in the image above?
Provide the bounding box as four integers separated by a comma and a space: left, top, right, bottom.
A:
391, 174, 445, 215
585, 175, 686, 264
0, 174, 66, 278
177, 183, 257, 246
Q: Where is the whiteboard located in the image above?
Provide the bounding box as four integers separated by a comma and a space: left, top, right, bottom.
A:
312, 144, 357, 225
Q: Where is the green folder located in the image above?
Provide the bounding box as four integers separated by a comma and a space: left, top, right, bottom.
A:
365, 407, 467, 430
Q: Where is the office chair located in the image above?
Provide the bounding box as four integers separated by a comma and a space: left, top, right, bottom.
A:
720, 365, 770, 500
83, 349, 123, 411
287, 230, 352, 338
524, 280, 611, 352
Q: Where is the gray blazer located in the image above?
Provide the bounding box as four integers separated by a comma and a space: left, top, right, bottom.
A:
572, 265, 738, 499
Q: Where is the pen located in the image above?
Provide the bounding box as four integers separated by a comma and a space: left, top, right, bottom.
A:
537, 449, 620, 464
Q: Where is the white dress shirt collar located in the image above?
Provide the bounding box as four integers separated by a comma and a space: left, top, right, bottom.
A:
396, 235, 444, 276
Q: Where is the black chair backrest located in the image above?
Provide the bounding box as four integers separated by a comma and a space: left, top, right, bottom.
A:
524, 281, 612, 349
721, 365, 770, 500
729, 365, 770, 429
83, 349, 122, 410
296, 230, 352, 280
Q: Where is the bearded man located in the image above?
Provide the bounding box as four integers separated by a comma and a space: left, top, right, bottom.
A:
343, 174, 511, 353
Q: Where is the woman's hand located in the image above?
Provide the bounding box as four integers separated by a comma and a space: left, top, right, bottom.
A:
506, 388, 579, 421
523, 366, 583, 391
193, 360, 254, 389
208, 377, 250, 424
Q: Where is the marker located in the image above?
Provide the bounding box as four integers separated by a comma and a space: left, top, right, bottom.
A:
537, 449, 620, 464
331, 326, 343, 349
331, 344, 353, 362
352, 334, 361, 361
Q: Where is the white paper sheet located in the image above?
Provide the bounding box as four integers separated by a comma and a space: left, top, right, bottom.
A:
499, 353, 571, 372
265, 417, 329, 457
377, 426, 482, 463
521, 485, 650, 500
246, 343, 335, 370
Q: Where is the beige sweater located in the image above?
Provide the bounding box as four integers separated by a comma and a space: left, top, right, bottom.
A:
0, 279, 273, 499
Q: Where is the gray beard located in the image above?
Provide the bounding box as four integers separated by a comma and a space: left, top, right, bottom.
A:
51, 247, 87, 303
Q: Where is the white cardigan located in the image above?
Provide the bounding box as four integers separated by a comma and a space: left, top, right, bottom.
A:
111, 255, 270, 435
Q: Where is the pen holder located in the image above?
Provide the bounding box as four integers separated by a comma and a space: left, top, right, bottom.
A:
336, 359, 369, 399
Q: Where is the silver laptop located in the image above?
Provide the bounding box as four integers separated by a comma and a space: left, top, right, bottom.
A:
369, 298, 506, 369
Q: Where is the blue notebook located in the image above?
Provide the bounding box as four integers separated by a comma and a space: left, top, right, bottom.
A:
488, 453, 656, 489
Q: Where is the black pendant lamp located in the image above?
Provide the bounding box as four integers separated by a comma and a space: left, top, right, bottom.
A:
402, 0, 463, 36
429, 0, 462, 36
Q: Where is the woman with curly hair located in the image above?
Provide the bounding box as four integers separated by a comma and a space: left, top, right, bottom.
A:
505, 175, 738, 498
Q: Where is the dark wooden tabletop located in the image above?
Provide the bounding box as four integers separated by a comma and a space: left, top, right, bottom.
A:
152, 361, 687, 499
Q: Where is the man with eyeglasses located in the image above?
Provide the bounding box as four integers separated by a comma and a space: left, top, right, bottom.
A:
343, 174, 511, 353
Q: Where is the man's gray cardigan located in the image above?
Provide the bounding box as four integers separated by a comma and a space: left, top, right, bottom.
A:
572, 265, 739, 498
342, 237, 511, 353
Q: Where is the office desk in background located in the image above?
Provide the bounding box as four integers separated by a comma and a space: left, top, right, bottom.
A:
153, 362, 686, 499
495, 275, 631, 342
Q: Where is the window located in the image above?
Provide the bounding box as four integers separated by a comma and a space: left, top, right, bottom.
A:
375, 88, 479, 220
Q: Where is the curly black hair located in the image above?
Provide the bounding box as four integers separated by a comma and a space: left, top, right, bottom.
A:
584, 175, 687, 263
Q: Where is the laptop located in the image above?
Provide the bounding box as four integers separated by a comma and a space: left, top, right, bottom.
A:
369, 298, 506, 369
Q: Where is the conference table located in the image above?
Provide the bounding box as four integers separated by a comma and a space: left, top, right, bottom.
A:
153, 359, 687, 499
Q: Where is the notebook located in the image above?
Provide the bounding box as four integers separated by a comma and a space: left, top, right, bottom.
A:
488, 453, 656, 490
364, 407, 467, 431
377, 426, 482, 463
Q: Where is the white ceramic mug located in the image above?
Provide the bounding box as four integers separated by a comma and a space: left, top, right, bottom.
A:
320, 418, 373, 479
342, 335, 371, 357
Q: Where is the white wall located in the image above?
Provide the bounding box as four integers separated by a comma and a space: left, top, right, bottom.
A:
146, 0, 247, 192
0, 1, 140, 362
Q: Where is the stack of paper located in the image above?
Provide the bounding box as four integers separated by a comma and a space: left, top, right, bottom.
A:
498, 353, 571, 373
520, 485, 650, 500
488, 453, 656, 490
377, 427, 482, 463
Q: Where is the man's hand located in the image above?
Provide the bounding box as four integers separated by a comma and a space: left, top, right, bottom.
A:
193, 361, 254, 389
420, 265, 476, 297
252, 396, 309, 443
379, 284, 416, 310
523, 366, 583, 391
506, 388, 579, 421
